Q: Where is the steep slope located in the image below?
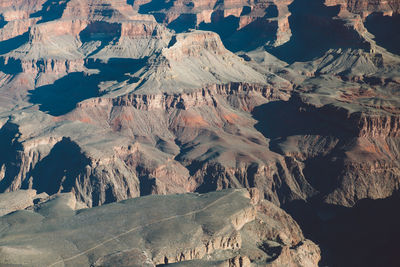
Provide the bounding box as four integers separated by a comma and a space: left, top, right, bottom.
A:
0, 0, 399, 202
131, 0, 293, 49
0, 0, 399, 209
326, 0, 400, 16
0, 0, 399, 265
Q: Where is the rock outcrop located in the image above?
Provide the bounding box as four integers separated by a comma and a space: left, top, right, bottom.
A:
0, 189, 47, 216
130, 0, 294, 48
0, 0, 399, 210
0, 188, 320, 266
0, 0, 399, 265
326, 0, 400, 17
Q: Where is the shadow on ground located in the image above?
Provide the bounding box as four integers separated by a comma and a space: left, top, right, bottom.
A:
0, 122, 23, 192
0, 32, 29, 56
253, 98, 400, 267
138, 0, 173, 14
28, 57, 146, 116
252, 98, 357, 196
27, 137, 90, 195
365, 13, 400, 56
252, 98, 355, 139
30, 0, 70, 23
137, 0, 367, 60
284, 193, 400, 267
79, 21, 121, 57
266, 0, 367, 63
0, 15, 7, 29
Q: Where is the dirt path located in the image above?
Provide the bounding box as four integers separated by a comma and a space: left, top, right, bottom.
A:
48, 190, 237, 267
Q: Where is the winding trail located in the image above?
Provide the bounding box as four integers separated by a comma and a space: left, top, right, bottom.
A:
48, 190, 238, 266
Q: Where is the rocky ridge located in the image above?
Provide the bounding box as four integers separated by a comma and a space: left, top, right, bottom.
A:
0, 0, 398, 209
0, 0, 398, 203
0, 0, 399, 265
0, 188, 320, 266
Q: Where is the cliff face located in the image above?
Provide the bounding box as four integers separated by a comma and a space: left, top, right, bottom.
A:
0, 0, 400, 266
130, 0, 293, 46
0, 125, 140, 206
0, 0, 399, 208
0, 1, 399, 205
326, 0, 400, 16
0, 188, 320, 267
264, 95, 400, 207
2, 78, 398, 209
0, 81, 295, 207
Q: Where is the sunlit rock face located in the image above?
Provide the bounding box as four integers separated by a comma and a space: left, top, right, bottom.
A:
0, 0, 399, 266
0, 189, 321, 266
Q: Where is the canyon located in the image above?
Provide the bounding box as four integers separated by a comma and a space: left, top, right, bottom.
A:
0, 0, 399, 266
0, 188, 321, 266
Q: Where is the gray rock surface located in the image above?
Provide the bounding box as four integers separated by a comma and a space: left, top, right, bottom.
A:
0, 189, 320, 267
0, 189, 39, 216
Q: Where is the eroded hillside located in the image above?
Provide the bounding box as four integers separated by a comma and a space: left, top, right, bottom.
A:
0, 0, 399, 266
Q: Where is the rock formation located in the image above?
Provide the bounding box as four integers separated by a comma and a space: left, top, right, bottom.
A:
0, 188, 320, 266
0, 0, 399, 265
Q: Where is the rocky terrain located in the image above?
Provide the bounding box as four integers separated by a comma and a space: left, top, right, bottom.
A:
0, 188, 320, 266
0, 0, 399, 266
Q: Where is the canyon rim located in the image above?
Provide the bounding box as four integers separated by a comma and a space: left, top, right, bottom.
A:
0, 0, 399, 266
